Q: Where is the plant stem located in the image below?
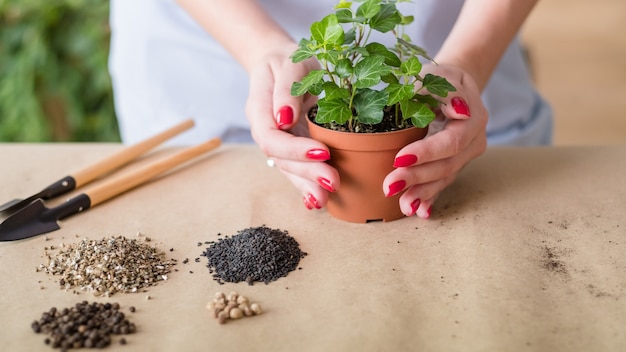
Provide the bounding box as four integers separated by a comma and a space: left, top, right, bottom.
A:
363, 27, 373, 47
321, 47, 338, 85
348, 83, 357, 132
395, 103, 401, 127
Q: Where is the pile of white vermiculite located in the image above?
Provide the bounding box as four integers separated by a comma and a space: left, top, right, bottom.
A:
38, 235, 176, 297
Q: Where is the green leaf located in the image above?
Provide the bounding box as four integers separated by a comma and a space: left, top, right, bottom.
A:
335, 8, 354, 23
309, 83, 324, 96
353, 89, 389, 124
400, 100, 436, 128
356, 0, 381, 19
397, 38, 433, 61
335, 58, 353, 78
322, 81, 351, 100
413, 94, 442, 109
385, 83, 414, 106
352, 15, 367, 23
291, 69, 325, 96
410, 105, 436, 128
381, 73, 399, 84
344, 28, 356, 44
370, 3, 402, 33
334, 0, 353, 9
311, 14, 344, 46
400, 56, 422, 76
310, 17, 327, 44
399, 99, 421, 117
350, 46, 369, 58
365, 42, 401, 67
422, 74, 457, 97
401, 15, 414, 25
336, 7, 366, 23
317, 98, 353, 124
317, 51, 341, 66
354, 56, 391, 88
291, 42, 316, 63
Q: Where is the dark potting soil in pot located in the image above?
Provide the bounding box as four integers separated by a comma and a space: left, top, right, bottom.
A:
200, 226, 307, 285
308, 105, 414, 133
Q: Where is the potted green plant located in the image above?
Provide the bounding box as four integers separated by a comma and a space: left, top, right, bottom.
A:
291, 0, 456, 223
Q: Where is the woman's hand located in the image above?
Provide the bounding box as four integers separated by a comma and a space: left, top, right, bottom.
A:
248, 55, 488, 216
245, 43, 340, 210
382, 63, 488, 218
380, 0, 538, 218
176, 0, 531, 217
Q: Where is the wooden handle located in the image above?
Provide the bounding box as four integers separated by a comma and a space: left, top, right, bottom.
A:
85, 138, 221, 206
71, 119, 195, 187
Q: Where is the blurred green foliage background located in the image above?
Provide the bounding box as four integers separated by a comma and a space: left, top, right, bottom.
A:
0, 0, 120, 142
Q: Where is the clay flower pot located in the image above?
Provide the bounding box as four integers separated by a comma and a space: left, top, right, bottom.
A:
307, 118, 427, 223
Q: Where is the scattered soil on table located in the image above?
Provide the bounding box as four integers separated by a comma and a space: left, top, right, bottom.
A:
201, 226, 307, 285
541, 244, 569, 277
585, 284, 619, 300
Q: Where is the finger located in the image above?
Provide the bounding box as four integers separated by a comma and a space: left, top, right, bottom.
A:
246, 61, 285, 133
416, 196, 437, 219
273, 58, 319, 130
398, 176, 454, 217
395, 116, 486, 169
282, 171, 330, 210
246, 59, 329, 161
423, 64, 481, 121
385, 128, 485, 196
445, 96, 472, 119
259, 129, 330, 161
438, 72, 480, 121
272, 157, 340, 193
246, 87, 323, 162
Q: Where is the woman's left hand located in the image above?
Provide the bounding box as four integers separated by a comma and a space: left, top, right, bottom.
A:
382, 63, 488, 218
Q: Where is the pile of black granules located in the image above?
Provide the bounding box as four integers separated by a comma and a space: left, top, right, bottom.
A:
201, 226, 307, 285
31, 301, 135, 349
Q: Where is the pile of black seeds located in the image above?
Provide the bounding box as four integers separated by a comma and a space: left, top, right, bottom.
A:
31, 301, 135, 350
201, 226, 307, 285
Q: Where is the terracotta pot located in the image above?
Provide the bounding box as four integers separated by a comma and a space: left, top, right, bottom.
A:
307, 118, 427, 223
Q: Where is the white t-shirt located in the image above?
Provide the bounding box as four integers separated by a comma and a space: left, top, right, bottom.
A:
109, 0, 552, 146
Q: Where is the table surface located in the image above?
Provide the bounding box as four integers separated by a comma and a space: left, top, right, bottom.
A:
0, 143, 624, 352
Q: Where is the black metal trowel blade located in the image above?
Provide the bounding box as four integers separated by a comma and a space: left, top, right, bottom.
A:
0, 195, 91, 241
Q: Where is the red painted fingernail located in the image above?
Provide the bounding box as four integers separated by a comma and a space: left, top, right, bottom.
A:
451, 97, 471, 117
306, 149, 330, 161
306, 193, 321, 209
317, 177, 335, 192
386, 180, 406, 197
394, 154, 418, 168
410, 199, 421, 216
426, 206, 432, 219
303, 196, 314, 210
276, 106, 294, 130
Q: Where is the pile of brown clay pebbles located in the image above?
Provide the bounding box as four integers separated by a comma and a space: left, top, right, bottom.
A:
206, 291, 263, 324
31, 301, 135, 349
38, 236, 176, 296
201, 226, 307, 285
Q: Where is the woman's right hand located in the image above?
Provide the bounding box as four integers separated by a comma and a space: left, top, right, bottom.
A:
245, 43, 339, 210
174, 1, 340, 210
